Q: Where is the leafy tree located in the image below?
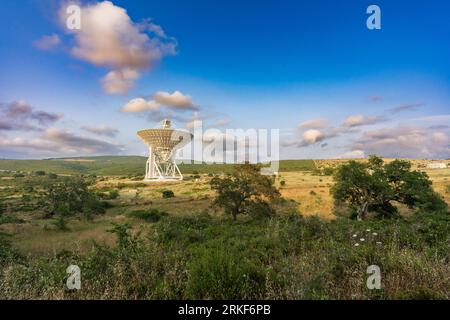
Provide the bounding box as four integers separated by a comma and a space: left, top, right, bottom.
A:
39, 177, 106, 219
210, 164, 280, 220
331, 156, 447, 220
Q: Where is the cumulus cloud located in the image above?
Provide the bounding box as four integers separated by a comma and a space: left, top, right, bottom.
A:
121, 98, 160, 113
350, 126, 450, 159
343, 114, 386, 127
0, 101, 62, 131
101, 68, 139, 94
63, 1, 176, 94
303, 129, 326, 144
33, 34, 61, 51
153, 91, 196, 110
121, 91, 198, 114
81, 125, 119, 137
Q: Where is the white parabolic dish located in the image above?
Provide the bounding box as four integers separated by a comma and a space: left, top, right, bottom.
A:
137, 120, 193, 181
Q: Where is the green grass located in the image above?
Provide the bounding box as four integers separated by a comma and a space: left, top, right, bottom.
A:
0, 156, 316, 176
1, 210, 448, 299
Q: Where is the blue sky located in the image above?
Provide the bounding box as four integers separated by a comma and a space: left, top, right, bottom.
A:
0, 0, 449, 160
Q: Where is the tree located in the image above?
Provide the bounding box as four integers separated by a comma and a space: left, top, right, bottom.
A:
331, 156, 447, 220
210, 164, 280, 220
39, 177, 106, 219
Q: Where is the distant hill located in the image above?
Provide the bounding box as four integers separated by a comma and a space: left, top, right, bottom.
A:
0, 156, 316, 176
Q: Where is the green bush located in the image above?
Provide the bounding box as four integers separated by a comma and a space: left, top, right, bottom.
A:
0, 233, 23, 266
0, 215, 25, 225
162, 190, 175, 198
38, 177, 106, 219
34, 171, 46, 176
323, 167, 335, 176
48, 173, 58, 179
127, 209, 168, 222
186, 248, 265, 299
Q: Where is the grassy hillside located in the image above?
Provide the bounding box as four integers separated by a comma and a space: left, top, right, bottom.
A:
0, 156, 316, 176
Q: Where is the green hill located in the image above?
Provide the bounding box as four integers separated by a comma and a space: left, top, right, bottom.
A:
0, 156, 316, 176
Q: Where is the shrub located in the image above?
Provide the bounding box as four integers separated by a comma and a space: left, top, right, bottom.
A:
280, 180, 286, 187
323, 167, 335, 176
246, 199, 276, 218
34, 171, 46, 176
52, 215, 69, 231
128, 209, 168, 222
13, 173, 25, 178
186, 248, 265, 299
162, 190, 175, 198
0, 215, 25, 225
48, 173, 58, 179
38, 177, 106, 219
0, 233, 23, 266
445, 184, 450, 194
108, 190, 120, 199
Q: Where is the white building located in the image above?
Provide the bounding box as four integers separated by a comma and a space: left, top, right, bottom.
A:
427, 163, 448, 169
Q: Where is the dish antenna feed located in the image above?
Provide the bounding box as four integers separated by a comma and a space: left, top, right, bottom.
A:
137, 119, 193, 181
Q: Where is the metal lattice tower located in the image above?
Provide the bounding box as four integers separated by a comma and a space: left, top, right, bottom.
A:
137, 120, 193, 181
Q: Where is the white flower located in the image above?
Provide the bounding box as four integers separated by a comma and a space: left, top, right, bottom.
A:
372, 232, 378, 236
360, 238, 365, 242
366, 229, 371, 232
376, 241, 382, 245
354, 243, 360, 247
352, 234, 357, 238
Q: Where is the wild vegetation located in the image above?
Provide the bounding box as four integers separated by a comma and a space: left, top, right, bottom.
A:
332, 156, 447, 220
0, 157, 449, 299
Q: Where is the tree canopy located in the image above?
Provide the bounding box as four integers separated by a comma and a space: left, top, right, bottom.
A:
38, 177, 106, 219
210, 164, 280, 220
331, 156, 447, 220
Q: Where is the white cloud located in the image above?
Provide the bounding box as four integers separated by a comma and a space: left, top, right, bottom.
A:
343, 114, 386, 127
337, 150, 366, 159
33, 34, 61, 51
121, 91, 197, 114
153, 91, 196, 110
298, 118, 329, 130
432, 132, 449, 143
101, 68, 139, 94
121, 98, 161, 113
64, 1, 176, 94
303, 129, 325, 144
351, 126, 450, 158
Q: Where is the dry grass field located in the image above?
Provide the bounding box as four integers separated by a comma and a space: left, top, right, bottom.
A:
2, 158, 448, 255
1, 157, 449, 299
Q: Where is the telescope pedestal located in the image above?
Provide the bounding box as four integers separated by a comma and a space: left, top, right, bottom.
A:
144, 148, 183, 181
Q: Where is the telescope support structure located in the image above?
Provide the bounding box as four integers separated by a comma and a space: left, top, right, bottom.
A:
144, 146, 183, 181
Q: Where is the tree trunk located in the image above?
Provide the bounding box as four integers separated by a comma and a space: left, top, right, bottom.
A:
232, 208, 238, 221
357, 201, 369, 221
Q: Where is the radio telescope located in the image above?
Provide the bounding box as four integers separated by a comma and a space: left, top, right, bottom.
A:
137, 120, 193, 181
